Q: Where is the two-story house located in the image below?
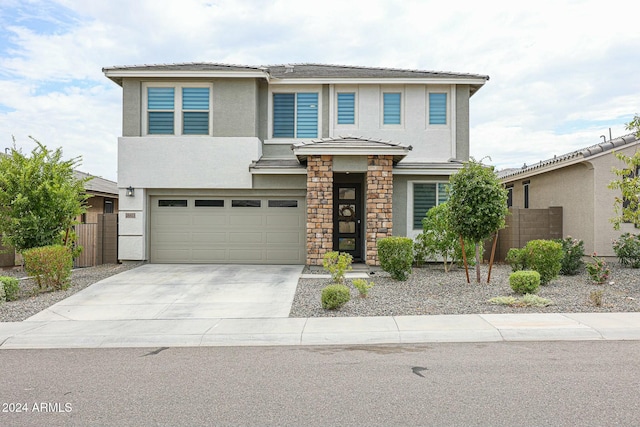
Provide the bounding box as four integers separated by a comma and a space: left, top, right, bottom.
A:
103, 63, 488, 266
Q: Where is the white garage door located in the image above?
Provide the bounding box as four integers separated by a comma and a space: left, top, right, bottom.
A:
150, 196, 306, 264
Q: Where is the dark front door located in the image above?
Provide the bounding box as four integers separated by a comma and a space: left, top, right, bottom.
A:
333, 183, 362, 261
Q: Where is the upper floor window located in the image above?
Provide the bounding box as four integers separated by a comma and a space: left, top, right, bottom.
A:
383, 92, 401, 125
411, 182, 448, 230
429, 92, 447, 125
506, 185, 513, 208
273, 92, 318, 138
337, 93, 355, 125
146, 85, 211, 135
523, 181, 530, 209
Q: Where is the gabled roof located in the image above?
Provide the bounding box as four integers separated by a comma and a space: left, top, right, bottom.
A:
74, 170, 118, 197
499, 133, 640, 180
292, 135, 412, 163
103, 62, 489, 94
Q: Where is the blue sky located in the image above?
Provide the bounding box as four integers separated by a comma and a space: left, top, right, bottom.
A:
1, 0, 638, 181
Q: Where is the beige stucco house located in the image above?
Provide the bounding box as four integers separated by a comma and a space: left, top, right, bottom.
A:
499, 133, 640, 257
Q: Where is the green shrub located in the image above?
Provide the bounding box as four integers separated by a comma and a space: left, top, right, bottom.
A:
22, 245, 73, 291
555, 237, 585, 275
612, 233, 640, 268
509, 270, 540, 294
0, 281, 5, 303
0, 276, 20, 301
523, 240, 563, 285
377, 237, 413, 281
352, 278, 374, 297
505, 248, 528, 272
586, 253, 611, 284
321, 284, 351, 310
322, 251, 353, 284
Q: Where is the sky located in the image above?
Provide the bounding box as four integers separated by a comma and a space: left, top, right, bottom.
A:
0, 0, 638, 182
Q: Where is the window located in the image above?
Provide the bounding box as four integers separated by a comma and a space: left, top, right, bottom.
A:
232, 200, 261, 207
104, 198, 114, 214
158, 200, 188, 207
506, 185, 513, 208
268, 200, 298, 208
195, 200, 224, 207
383, 92, 401, 125
523, 181, 530, 209
273, 92, 318, 138
337, 93, 355, 125
429, 93, 447, 125
412, 182, 448, 229
146, 85, 210, 135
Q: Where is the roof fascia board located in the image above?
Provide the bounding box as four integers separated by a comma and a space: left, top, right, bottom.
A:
249, 168, 307, 175
500, 156, 589, 182
269, 77, 487, 85
104, 70, 269, 79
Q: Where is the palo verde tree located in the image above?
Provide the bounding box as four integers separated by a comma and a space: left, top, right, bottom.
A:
0, 137, 90, 252
447, 158, 509, 283
609, 114, 640, 229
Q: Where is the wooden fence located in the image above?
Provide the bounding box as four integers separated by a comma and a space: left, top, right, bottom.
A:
74, 213, 118, 267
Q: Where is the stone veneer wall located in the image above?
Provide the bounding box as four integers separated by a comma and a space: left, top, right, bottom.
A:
366, 155, 393, 266
306, 155, 333, 265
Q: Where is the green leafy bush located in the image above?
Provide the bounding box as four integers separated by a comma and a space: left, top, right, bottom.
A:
377, 237, 413, 281
0, 281, 5, 303
0, 276, 20, 301
321, 284, 351, 310
586, 253, 611, 284
509, 270, 540, 294
22, 245, 73, 291
352, 278, 374, 297
556, 237, 585, 275
505, 248, 528, 272
523, 240, 563, 285
612, 233, 640, 268
322, 251, 353, 284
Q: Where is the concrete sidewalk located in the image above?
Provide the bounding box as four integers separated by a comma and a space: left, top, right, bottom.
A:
2, 312, 640, 349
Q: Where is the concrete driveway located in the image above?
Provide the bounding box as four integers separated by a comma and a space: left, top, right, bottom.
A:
26, 264, 304, 322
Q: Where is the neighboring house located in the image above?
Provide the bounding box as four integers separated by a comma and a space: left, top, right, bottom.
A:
103, 63, 489, 265
499, 133, 640, 258
74, 171, 119, 223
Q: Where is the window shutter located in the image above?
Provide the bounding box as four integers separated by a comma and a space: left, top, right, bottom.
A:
148, 88, 175, 134
383, 93, 401, 125
429, 93, 447, 125
182, 88, 210, 135
296, 92, 318, 138
413, 183, 437, 229
337, 93, 355, 124
273, 93, 295, 137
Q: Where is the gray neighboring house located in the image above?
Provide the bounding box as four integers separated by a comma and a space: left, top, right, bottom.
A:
499, 133, 640, 258
103, 63, 489, 265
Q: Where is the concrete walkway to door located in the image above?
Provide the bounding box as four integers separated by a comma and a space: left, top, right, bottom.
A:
25, 264, 304, 321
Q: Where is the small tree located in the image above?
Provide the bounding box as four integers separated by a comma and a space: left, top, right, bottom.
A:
0, 138, 89, 252
609, 115, 640, 229
448, 159, 509, 283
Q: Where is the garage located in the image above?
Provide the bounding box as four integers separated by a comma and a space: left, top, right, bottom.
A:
150, 196, 306, 264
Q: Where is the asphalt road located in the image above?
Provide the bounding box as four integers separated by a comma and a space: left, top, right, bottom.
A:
1, 341, 640, 426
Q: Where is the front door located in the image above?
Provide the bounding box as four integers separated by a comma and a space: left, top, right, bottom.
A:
333, 183, 362, 261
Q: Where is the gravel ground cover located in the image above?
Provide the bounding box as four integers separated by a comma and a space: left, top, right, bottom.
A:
0, 263, 142, 322
289, 263, 640, 317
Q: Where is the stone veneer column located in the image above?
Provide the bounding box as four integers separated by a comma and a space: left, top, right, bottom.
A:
306, 155, 333, 265
366, 155, 393, 266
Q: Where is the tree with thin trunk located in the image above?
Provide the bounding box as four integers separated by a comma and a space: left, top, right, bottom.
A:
609, 114, 640, 229
0, 137, 89, 252
447, 159, 509, 283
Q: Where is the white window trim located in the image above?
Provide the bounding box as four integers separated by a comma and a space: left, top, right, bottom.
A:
141, 82, 213, 136
407, 180, 449, 237
266, 84, 322, 144
380, 85, 405, 129
333, 85, 359, 130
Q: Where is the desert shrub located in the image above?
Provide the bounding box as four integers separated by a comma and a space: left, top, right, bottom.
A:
589, 289, 604, 306
488, 294, 552, 307
22, 245, 73, 291
523, 240, 563, 285
377, 237, 413, 281
321, 284, 351, 310
509, 270, 540, 294
556, 237, 585, 275
505, 248, 528, 272
612, 233, 640, 268
586, 253, 611, 284
352, 278, 374, 297
0, 282, 5, 303
0, 276, 20, 301
322, 251, 353, 284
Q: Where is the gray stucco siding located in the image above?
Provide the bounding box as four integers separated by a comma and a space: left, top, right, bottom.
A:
122, 80, 141, 136
455, 85, 470, 161
252, 174, 307, 189
211, 78, 259, 137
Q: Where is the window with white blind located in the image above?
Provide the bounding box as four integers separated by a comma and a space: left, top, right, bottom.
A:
337, 92, 355, 125
411, 182, 449, 230
383, 92, 401, 125
429, 92, 447, 125
272, 92, 319, 138
145, 84, 211, 135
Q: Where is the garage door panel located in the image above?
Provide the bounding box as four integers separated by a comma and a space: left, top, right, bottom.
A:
151, 196, 304, 264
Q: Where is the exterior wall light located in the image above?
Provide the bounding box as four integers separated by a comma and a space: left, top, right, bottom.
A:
126, 186, 135, 197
